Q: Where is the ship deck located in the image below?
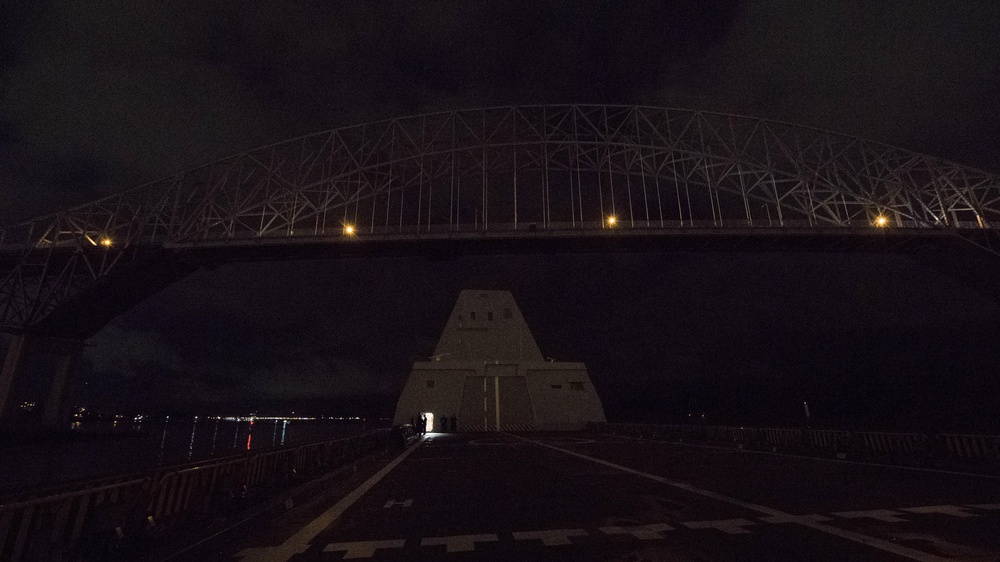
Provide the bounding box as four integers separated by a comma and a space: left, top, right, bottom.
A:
193, 432, 999, 561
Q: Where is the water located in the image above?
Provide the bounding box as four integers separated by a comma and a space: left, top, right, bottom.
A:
0, 417, 375, 495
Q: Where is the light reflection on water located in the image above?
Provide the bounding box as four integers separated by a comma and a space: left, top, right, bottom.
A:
187, 417, 198, 460
149, 418, 352, 465
2, 418, 371, 495
211, 419, 220, 454
157, 416, 170, 465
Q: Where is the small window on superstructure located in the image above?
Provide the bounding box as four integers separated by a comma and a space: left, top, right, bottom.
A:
570, 382, 584, 391
427, 380, 435, 388
550, 384, 563, 389
470, 311, 476, 321
503, 308, 512, 319
488, 311, 494, 321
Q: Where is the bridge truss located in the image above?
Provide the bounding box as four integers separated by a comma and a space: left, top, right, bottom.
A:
1, 105, 999, 335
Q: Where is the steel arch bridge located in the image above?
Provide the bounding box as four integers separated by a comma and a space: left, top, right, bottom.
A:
2, 104, 1000, 338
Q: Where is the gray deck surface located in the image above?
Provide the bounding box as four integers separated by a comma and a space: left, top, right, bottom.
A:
207, 432, 1000, 561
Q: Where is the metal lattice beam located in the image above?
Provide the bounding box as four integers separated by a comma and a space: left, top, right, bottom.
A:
1, 105, 998, 333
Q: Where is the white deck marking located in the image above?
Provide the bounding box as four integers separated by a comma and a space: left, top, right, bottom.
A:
511, 434, 951, 562
968, 503, 1000, 510
832, 509, 909, 523
236, 437, 426, 562
420, 534, 499, 552
383, 499, 413, 508
512, 528, 588, 545
323, 540, 406, 559
599, 523, 674, 539
901, 505, 979, 518
681, 518, 757, 534
760, 514, 832, 524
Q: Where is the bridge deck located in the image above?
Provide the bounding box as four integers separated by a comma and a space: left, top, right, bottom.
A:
202, 432, 998, 561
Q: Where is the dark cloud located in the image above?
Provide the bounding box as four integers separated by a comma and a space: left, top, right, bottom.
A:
0, 0, 744, 222
659, 2, 1000, 170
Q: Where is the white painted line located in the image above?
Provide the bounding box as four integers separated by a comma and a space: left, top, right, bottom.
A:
512, 528, 588, 546
968, 503, 1000, 510
421, 534, 498, 552
236, 437, 427, 562
323, 540, 406, 559
383, 499, 413, 508
599, 523, 674, 539
681, 518, 756, 534
609, 434, 1000, 480
900, 505, 979, 518
832, 509, 909, 523
510, 433, 950, 562
759, 514, 832, 524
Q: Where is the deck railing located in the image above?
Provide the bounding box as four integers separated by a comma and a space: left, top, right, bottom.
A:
591, 422, 1000, 463
0, 429, 391, 561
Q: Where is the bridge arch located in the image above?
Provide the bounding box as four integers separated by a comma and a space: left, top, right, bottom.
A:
1, 105, 1000, 422
2, 104, 999, 336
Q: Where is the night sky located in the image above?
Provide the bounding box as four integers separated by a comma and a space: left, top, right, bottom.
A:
2, 2, 999, 431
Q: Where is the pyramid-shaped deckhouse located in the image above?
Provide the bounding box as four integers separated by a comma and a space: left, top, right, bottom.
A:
394, 290, 606, 431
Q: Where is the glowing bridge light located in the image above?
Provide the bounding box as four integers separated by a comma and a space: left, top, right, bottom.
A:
343, 224, 356, 236
874, 215, 889, 227
100, 237, 113, 247
606, 216, 617, 227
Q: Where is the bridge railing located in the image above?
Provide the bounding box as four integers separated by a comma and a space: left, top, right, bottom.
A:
0, 428, 392, 561
3, 216, 984, 252
141, 217, 975, 250
591, 422, 1000, 466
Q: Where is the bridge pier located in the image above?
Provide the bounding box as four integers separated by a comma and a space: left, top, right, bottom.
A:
0, 334, 85, 427
0, 334, 30, 421
40, 339, 85, 427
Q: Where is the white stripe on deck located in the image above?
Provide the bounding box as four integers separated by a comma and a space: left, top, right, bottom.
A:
681, 518, 756, 534
323, 540, 405, 559
420, 534, 498, 552
512, 528, 588, 545
511, 433, 952, 562
900, 505, 979, 518
236, 437, 427, 562
832, 509, 909, 523
599, 523, 674, 539
759, 514, 832, 524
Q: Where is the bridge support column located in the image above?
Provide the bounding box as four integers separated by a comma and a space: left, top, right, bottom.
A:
41, 339, 84, 428
0, 335, 85, 427
0, 334, 30, 420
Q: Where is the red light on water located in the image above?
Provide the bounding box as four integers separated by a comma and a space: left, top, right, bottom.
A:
246, 433, 252, 450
